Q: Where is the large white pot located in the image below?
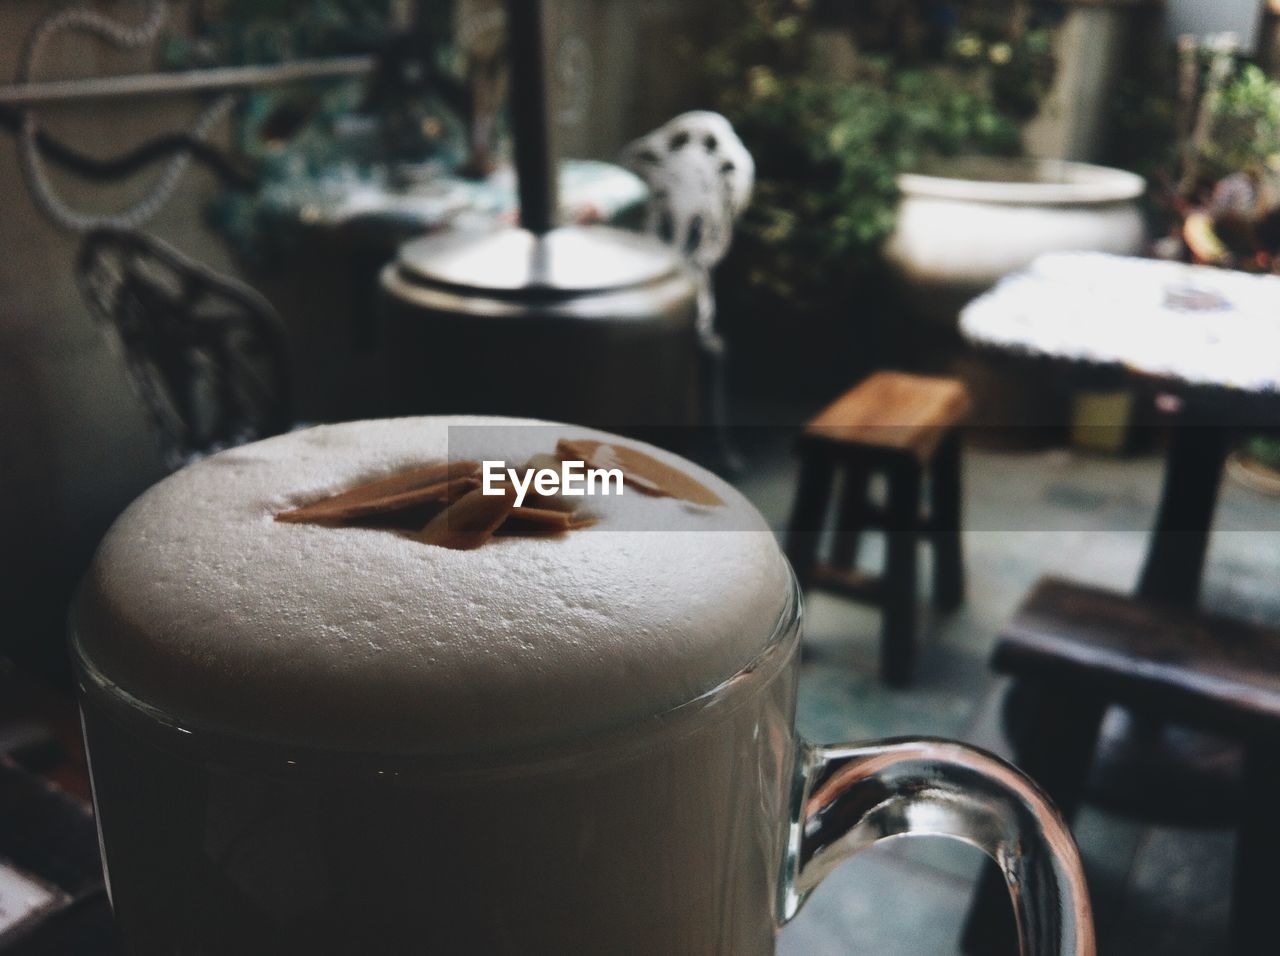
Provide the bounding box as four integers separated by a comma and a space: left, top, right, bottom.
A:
884, 156, 1146, 324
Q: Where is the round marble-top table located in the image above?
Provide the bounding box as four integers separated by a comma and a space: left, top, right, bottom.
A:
255, 158, 647, 236
962, 252, 1280, 606
956, 251, 1280, 857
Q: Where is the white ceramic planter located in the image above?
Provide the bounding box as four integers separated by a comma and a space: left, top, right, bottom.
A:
884, 157, 1146, 324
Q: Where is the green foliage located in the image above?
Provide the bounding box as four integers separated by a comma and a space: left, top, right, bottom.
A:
703, 0, 1046, 309
949, 26, 1056, 122
1204, 64, 1280, 179
1105, 76, 1178, 193
163, 0, 426, 66
1106, 54, 1280, 237
178, 1, 466, 266
730, 69, 1021, 305
1246, 434, 1280, 472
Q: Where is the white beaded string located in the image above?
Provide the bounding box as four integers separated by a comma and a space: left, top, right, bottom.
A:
17, 0, 236, 233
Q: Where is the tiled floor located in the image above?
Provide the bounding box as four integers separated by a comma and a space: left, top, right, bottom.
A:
729, 436, 1280, 955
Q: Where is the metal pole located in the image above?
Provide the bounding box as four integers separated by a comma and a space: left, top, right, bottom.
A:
505, 0, 557, 235
0, 56, 375, 107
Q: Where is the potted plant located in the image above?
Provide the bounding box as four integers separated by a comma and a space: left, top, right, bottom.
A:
697, 0, 1062, 396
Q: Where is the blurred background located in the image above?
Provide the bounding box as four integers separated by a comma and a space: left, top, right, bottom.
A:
2, 1, 1280, 953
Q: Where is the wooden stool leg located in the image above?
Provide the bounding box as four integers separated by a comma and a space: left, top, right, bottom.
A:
931, 432, 965, 613
882, 458, 921, 687
1232, 744, 1280, 955
785, 447, 836, 590
962, 681, 1105, 955
830, 463, 871, 571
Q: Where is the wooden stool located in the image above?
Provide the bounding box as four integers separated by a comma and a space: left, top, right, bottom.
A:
962, 577, 1280, 955
785, 372, 971, 686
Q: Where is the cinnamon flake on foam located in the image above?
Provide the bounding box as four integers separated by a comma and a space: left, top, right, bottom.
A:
275, 439, 722, 550
555, 439, 724, 507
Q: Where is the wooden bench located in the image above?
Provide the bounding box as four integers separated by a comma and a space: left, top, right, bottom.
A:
785, 371, 971, 686
962, 577, 1280, 955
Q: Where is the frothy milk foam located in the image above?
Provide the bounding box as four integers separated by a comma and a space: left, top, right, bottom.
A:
76, 416, 792, 754
74, 417, 799, 954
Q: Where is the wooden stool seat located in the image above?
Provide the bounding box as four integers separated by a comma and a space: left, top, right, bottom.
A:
804, 371, 972, 461
787, 372, 971, 686
963, 577, 1280, 955
996, 577, 1280, 739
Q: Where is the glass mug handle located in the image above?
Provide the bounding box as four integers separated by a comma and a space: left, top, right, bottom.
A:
779, 737, 1095, 956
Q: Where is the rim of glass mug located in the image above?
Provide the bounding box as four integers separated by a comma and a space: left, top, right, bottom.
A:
68, 570, 803, 782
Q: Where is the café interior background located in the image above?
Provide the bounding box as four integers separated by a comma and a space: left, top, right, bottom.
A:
3, 1, 1280, 954
0, 0, 1182, 680
0, 0, 713, 678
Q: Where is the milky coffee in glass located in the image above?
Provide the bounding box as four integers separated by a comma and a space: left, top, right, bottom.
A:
72, 417, 1093, 955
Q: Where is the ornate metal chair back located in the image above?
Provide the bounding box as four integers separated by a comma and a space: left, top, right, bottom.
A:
77, 227, 292, 470
622, 110, 754, 337
621, 112, 754, 471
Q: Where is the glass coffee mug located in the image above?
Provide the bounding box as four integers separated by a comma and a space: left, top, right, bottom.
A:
72, 574, 1092, 955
